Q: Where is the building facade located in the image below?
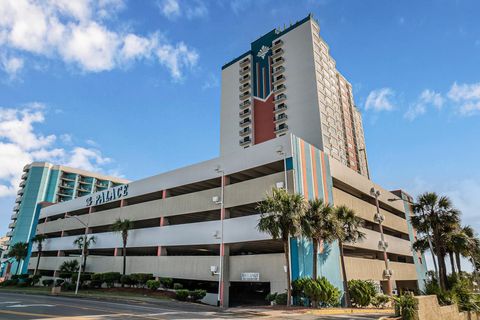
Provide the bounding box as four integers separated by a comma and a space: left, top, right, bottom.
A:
220, 15, 368, 177
2, 162, 128, 276
26, 15, 426, 307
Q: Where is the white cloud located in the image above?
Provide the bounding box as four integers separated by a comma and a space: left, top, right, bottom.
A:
1, 55, 24, 78
404, 89, 444, 121
0, 104, 116, 197
159, 0, 208, 20
156, 42, 199, 81
159, 0, 181, 19
0, 0, 198, 79
202, 73, 219, 90
365, 88, 396, 111
447, 82, 480, 116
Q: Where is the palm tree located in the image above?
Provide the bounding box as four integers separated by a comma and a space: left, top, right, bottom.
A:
73, 235, 96, 272
7, 242, 29, 275
257, 188, 306, 307
335, 205, 365, 307
302, 199, 341, 281
31, 234, 47, 276
410, 192, 460, 290
111, 218, 133, 279
452, 226, 479, 273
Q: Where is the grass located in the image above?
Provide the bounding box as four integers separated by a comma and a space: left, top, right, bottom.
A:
0, 285, 172, 302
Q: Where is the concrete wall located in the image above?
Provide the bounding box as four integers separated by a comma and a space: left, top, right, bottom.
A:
344, 256, 417, 282
416, 295, 480, 320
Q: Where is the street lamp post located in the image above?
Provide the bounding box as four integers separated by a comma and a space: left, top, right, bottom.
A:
276, 147, 288, 190
65, 214, 88, 295
214, 167, 225, 307
370, 187, 393, 295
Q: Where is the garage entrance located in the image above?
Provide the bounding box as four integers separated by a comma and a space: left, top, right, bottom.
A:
229, 281, 270, 306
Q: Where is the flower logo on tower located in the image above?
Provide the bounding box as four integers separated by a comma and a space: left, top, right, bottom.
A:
257, 45, 270, 59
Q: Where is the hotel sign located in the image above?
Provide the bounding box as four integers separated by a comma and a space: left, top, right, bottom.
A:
86, 184, 129, 207
240, 272, 260, 281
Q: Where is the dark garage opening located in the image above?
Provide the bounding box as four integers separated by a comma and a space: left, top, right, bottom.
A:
229, 282, 270, 306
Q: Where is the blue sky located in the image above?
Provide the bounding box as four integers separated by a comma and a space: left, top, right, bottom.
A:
1, 0, 479, 269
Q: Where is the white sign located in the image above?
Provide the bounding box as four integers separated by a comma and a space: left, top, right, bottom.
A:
241, 272, 260, 281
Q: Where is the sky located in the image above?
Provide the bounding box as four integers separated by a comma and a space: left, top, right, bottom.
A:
0, 0, 479, 270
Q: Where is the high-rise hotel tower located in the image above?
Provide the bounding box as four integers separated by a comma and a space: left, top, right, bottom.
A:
221, 15, 368, 177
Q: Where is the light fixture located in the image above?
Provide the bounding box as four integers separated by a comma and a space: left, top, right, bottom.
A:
275, 181, 284, 189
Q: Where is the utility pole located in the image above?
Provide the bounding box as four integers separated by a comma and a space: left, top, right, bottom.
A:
371, 187, 393, 295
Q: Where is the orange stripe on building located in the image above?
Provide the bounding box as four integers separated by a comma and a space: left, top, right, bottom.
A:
300, 141, 309, 200
310, 146, 319, 199
320, 152, 329, 204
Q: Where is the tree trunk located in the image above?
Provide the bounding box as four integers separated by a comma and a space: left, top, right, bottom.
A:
312, 238, 318, 280
34, 251, 42, 276
122, 244, 127, 288
427, 235, 439, 282
283, 240, 292, 307
15, 260, 21, 275
83, 249, 87, 273
339, 241, 351, 307
455, 252, 462, 273
448, 252, 456, 276
437, 250, 448, 290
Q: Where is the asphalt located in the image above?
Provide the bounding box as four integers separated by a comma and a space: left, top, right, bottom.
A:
0, 292, 389, 319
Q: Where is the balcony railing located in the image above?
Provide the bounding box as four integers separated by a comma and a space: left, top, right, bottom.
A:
272, 57, 285, 67
239, 83, 250, 92
272, 75, 286, 85
239, 91, 251, 100
239, 118, 251, 127
239, 74, 250, 83
271, 48, 284, 58
8, 221, 16, 229
19, 180, 25, 187
239, 57, 251, 67
273, 66, 285, 75
239, 65, 250, 75
272, 39, 283, 50
13, 204, 20, 211
61, 176, 76, 182
17, 189, 24, 195
6, 231, 13, 237
10, 213, 18, 220
274, 103, 287, 112
15, 196, 22, 203
239, 109, 251, 117
274, 84, 286, 93
239, 100, 251, 109
275, 125, 289, 133
274, 94, 287, 103
239, 137, 251, 146
21, 172, 28, 179
239, 127, 251, 136
274, 114, 288, 123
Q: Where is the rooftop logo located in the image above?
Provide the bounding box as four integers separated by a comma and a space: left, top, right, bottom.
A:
257, 45, 270, 59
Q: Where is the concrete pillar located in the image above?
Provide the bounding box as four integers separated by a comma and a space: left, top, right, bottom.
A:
220, 207, 231, 308
162, 189, 170, 199
157, 246, 166, 256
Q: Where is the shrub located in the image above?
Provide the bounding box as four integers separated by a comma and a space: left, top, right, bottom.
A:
451, 278, 480, 312
55, 279, 65, 287
275, 292, 288, 305
42, 279, 54, 287
11, 275, 19, 280
146, 280, 161, 291
102, 272, 121, 288
265, 292, 277, 303
58, 272, 73, 280
393, 293, 418, 320
304, 277, 341, 307
121, 275, 135, 287
292, 277, 309, 299
18, 274, 30, 280
131, 273, 154, 288
31, 275, 42, 286
372, 294, 390, 308
16, 281, 29, 287
1, 279, 17, 286
175, 289, 190, 301
159, 277, 173, 289
62, 282, 76, 291
173, 283, 183, 290
348, 279, 377, 307
190, 289, 207, 302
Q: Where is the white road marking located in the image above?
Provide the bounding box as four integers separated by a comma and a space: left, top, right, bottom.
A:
8, 304, 55, 308
0, 301, 20, 304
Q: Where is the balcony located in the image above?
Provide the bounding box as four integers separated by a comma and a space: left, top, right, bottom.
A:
239, 74, 250, 83
274, 103, 287, 113
77, 186, 91, 192
8, 221, 16, 229
274, 94, 287, 103
273, 84, 286, 94
19, 180, 25, 187
239, 127, 251, 136
239, 65, 250, 76
13, 204, 20, 211
57, 192, 73, 197
17, 189, 24, 195
274, 113, 288, 123
273, 66, 285, 75
275, 124, 289, 134
271, 48, 284, 58
272, 39, 283, 50
60, 184, 74, 189
239, 82, 250, 92
239, 91, 251, 101
6, 231, 13, 237
239, 108, 251, 118
272, 74, 286, 86
96, 182, 109, 188
10, 212, 18, 220
239, 136, 252, 146
15, 196, 22, 203
239, 118, 251, 127
272, 57, 285, 67
23, 164, 30, 172
61, 176, 76, 182
21, 172, 28, 180
239, 57, 251, 67
239, 99, 251, 109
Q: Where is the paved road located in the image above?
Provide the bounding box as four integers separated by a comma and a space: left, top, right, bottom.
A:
0, 292, 389, 319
